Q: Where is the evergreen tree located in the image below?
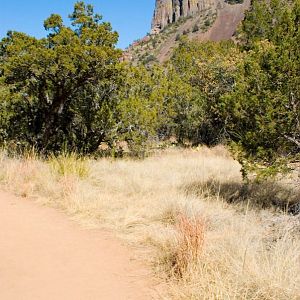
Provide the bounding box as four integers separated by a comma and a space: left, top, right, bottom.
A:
223, 0, 300, 177
0, 2, 121, 153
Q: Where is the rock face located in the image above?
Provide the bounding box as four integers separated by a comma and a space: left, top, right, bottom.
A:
152, 0, 216, 33
126, 0, 250, 64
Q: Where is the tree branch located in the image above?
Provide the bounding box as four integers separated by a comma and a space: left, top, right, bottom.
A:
284, 135, 300, 148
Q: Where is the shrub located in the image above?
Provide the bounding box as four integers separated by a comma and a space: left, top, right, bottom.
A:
204, 19, 211, 27
222, 0, 300, 176
225, 0, 244, 3
171, 214, 206, 277
192, 24, 200, 33
0, 2, 121, 154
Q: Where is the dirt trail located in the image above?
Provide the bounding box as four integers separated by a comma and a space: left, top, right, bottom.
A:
0, 191, 158, 300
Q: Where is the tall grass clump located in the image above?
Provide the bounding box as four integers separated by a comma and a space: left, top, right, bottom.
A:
49, 152, 90, 179
172, 214, 206, 277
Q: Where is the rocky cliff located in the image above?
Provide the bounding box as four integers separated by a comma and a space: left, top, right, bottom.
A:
125, 0, 250, 64
151, 0, 217, 33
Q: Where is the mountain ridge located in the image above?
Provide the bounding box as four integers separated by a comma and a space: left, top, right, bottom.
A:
124, 0, 250, 64
151, 0, 219, 34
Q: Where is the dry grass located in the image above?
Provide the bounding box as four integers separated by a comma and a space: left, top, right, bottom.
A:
0, 146, 299, 299
49, 152, 90, 178
171, 214, 206, 277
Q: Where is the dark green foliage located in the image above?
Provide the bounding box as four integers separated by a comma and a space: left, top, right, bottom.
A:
192, 24, 200, 33
117, 64, 202, 148
141, 54, 158, 65
170, 40, 240, 145
204, 20, 211, 27
0, 0, 299, 173
222, 0, 300, 176
0, 77, 11, 142
225, 0, 244, 4
166, 0, 299, 178
0, 2, 121, 153
239, 0, 299, 49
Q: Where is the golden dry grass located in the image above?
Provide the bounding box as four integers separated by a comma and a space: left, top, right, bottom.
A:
0, 146, 299, 299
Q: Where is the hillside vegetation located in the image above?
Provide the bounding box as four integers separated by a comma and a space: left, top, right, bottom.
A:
1, 0, 299, 178
125, 0, 250, 64
125, 8, 218, 64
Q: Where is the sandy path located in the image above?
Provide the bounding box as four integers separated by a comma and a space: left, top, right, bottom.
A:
0, 191, 157, 300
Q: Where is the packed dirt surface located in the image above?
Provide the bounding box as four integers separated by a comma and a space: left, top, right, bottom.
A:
0, 191, 158, 300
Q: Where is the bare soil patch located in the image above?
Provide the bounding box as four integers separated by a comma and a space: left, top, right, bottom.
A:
0, 191, 158, 300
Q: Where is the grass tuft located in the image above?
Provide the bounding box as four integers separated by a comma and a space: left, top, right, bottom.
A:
172, 214, 206, 277
49, 152, 90, 179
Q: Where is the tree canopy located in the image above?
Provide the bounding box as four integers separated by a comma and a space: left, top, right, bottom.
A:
0, 1, 121, 153
225, 0, 300, 176
0, 0, 299, 179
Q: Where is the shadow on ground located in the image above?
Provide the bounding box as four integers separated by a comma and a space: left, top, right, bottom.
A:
184, 179, 300, 214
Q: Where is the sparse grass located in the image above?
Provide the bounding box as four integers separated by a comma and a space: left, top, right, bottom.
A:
0, 146, 299, 299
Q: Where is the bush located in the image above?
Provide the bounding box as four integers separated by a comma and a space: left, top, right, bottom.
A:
172, 214, 206, 277
204, 20, 211, 27
222, 0, 300, 176
170, 40, 240, 145
142, 54, 157, 65
225, 0, 244, 4
0, 2, 121, 154
192, 24, 200, 33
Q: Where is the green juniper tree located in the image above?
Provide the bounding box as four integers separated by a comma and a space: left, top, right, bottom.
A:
170, 39, 241, 145
0, 2, 121, 153
222, 0, 300, 177
116, 63, 199, 152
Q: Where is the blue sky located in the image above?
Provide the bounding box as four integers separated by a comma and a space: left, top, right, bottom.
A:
0, 0, 155, 49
